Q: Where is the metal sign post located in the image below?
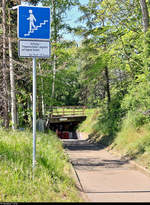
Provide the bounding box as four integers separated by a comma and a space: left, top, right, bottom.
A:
33, 57, 36, 169
17, 5, 51, 170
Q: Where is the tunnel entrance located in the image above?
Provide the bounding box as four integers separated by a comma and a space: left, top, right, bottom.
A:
47, 106, 87, 140
49, 121, 80, 139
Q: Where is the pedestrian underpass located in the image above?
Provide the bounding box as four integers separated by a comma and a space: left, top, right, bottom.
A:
47, 106, 86, 139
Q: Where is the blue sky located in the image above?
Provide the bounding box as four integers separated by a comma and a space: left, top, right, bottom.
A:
63, 0, 89, 42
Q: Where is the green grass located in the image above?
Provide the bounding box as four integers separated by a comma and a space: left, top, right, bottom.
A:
110, 116, 150, 170
78, 108, 150, 172
0, 129, 83, 202
77, 108, 99, 134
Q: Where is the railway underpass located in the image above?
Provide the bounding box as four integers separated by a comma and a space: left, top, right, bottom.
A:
48, 106, 86, 139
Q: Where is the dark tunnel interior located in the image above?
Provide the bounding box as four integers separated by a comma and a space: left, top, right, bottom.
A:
49, 121, 80, 139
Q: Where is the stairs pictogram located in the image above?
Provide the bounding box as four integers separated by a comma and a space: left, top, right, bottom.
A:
24, 20, 48, 37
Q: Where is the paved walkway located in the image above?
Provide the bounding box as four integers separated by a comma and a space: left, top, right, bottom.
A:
63, 139, 150, 202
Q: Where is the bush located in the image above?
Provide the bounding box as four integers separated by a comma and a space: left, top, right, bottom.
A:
121, 81, 150, 114
96, 92, 124, 137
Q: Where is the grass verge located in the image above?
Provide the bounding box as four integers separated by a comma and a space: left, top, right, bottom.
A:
77, 108, 99, 134
0, 129, 83, 202
78, 108, 150, 173
110, 121, 150, 171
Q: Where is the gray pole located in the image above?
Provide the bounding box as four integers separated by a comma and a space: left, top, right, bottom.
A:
33, 57, 36, 169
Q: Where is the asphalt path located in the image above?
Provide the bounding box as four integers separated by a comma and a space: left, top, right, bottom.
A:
63, 139, 150, 202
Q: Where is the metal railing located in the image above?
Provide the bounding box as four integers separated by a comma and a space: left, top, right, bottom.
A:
50, 106, 86, 117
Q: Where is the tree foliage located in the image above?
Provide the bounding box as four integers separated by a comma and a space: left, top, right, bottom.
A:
75, 0, 150, 138
1, 0, 150, 134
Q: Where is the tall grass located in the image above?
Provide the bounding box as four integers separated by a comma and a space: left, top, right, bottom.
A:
78, 107, 150, 171
110, 113, 150, 170
77, 108, 99, 134
0, 129, 82, 202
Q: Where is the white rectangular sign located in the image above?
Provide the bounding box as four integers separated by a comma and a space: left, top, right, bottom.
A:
19, 40, 50, 58
59, 118, 68, 121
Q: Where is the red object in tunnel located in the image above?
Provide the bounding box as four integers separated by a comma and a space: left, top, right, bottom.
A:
61, 132, 69, 139
57, 131, 69, 139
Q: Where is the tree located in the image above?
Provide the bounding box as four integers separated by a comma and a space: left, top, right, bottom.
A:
2, 0, 9, 128
8, 8, 17, 130
75, 1, 112, 110
42, 0, 79, 104
139, 0, 149, 33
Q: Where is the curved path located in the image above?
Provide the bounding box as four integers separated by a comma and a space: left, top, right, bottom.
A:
63, 139, 150, 202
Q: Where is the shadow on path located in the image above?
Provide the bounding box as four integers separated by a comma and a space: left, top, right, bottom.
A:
63, 139, 129, 171
63, 139, 150, 202
71, 158, 129, 170
63, 139, 105, 151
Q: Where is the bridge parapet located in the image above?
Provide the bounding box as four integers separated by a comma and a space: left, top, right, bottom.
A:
49, 106, 86, 118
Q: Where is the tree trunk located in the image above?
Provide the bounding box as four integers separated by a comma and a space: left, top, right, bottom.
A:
8, 9, 17, 130
51, 54, 56, 99
104, 66, 111, 112
102, 19, 111, 112
2, 0, 9, 128
139, 0, 149, 33
51, 0, 57, 101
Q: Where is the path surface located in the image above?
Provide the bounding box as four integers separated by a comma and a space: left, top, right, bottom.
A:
63, 139, 150, 202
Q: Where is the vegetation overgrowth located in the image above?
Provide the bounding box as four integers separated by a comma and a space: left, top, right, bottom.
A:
78, 104, 150, 172
0, 129, 82, 202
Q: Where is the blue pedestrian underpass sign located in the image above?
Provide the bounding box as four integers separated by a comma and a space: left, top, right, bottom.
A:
18, 6, 50, 40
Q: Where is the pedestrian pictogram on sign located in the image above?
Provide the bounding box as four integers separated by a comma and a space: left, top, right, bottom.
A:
18, 6, 50, 40
27, 9, 36, 33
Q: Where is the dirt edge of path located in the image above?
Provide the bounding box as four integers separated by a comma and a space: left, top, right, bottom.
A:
69, 160, 90, 202
107, 148, 150, 178
64, 149, 89, 202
